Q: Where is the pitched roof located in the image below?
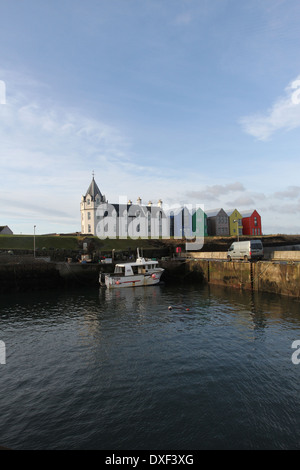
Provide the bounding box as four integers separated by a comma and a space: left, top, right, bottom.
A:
0, 225, 13, 234
85, 177, 104, 201
205, 208, 225, 217
241, 210, 256, 218
225, 208, 242, 216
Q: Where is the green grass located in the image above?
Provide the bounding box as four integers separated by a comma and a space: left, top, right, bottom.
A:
0, 235, 166, 252
2, 233, 295, 253
0, 235, 79, 250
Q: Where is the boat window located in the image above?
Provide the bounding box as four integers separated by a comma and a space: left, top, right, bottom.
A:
115, 266, 124, 274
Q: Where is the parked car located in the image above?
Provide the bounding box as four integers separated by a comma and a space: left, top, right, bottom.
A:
227, 240, 263, 261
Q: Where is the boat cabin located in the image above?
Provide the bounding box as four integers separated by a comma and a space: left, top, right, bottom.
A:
114, 260, 159, 276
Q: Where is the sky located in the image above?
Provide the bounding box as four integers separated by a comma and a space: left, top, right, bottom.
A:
1, 0, 300, 235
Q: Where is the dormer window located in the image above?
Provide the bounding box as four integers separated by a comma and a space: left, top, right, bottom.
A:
87, 198, 90, 205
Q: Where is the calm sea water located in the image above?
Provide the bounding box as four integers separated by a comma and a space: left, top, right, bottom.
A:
1, 282, 300, 450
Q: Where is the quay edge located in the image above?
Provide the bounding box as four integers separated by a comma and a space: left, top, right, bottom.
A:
0, 255, 300, 298
180, 258, 300, 298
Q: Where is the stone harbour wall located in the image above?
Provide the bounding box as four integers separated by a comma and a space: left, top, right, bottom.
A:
185, 259, 300, 298
1, 256, 300, 298
252, 261, 300, 298
0, 262, 62, 292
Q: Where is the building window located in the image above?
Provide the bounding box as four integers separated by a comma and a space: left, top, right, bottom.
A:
88, 212, 91, 220
88, 224, 91, 233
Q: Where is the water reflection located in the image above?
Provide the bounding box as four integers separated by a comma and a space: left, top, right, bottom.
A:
205, 284, 300, 327
1, 283, 300, 449
102, 284, 164, 312
1, 283, 300, 335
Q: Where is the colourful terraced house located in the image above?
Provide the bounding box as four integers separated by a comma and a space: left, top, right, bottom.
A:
205, 208, 230, 236
227, 209, 243, 237
242, 210, 262, 236
192, 207, 208, 237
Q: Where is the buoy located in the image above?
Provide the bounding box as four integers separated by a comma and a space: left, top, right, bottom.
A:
116, 280, 120, 285
151, 274, 156, 279
186, 308, 190, 311
168, 306, 172, 310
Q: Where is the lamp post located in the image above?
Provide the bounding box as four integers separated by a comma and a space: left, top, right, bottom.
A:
233, 219, 239, 242
34, 225, 36, 258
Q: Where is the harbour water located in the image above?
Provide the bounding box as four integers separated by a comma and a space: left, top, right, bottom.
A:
1, 283, 300, 450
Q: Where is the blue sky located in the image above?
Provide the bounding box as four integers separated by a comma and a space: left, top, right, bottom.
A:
1, 0, 300, 235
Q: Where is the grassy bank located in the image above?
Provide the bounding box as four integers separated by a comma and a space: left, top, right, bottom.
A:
0, 235, 80, 251
0, 234, 167, 252
1, 233, 300, 253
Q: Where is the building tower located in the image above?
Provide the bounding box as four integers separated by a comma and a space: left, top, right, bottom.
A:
80, 174, 106, 234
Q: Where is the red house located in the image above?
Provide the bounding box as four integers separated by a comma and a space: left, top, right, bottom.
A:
242, 210, 262, 236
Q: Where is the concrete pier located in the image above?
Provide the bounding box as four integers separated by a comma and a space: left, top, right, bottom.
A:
181, 258, 300, 298
0, 261, 61, 292
1, 254, 300, 298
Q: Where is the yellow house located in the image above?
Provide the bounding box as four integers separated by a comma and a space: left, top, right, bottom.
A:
227, 209, 243, 238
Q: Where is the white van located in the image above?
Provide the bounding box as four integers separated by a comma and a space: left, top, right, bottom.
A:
227, 240, 263, 261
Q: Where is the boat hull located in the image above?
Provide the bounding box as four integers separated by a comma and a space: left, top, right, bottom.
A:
103, 271, 164, 289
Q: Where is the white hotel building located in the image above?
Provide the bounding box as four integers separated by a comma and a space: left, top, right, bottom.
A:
80, 175, 165, 238
81, 175, 204, 243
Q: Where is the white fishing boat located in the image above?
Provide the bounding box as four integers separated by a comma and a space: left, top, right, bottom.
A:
99, 249, 164, 289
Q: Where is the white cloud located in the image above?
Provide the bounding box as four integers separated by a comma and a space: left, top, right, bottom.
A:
0, 71, 209, 233
274, 186, 300, 199
240, 75, 300, 140
225, 196, 256, 208
0, 74, 138, 233
186, 182, 245, 201
267, 201, 300, 214
2, 67, 300, 235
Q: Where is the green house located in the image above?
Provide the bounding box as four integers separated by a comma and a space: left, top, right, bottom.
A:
192, 207, 208, 237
